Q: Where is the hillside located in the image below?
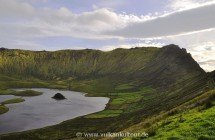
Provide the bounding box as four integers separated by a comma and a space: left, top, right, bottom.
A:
209, 70, 215, 81
0, 47, 159, 80
0, 44, 206, 90
119, 89, 215, 140
0, 44, 214, 140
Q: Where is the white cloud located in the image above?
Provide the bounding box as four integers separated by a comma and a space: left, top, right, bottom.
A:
0, 0, 147, 40
100, 41, 165, 51
165, 29, 215, 71
0, 0, 35, 18
198, 59, 215, 72
105, 4, 215, 38
168, 0, 215, 11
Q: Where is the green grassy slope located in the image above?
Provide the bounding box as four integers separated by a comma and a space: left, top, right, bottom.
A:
0, 47, 159, 80
0, 44, 207, 92
0, 45, 214, 140
147, 106, 215, 140
121, 90, 215, 140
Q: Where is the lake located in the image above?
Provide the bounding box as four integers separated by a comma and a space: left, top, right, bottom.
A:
0, 88, 109, 134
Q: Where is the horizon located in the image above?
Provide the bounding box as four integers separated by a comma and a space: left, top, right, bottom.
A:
1, 44, 213, 73
0, 44, 175, 51
0, 0, 214, 71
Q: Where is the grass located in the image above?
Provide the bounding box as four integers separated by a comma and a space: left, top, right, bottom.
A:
146, 104, 215, 140
0, 89, 43, 97
85, 110, 123, 118
111, 92, 142, 105
12, 90, 42, 96
83, 87, 156, 119
0, 105, 9, 115
121, 90, 215, 140
115, 83, 136, 91
1, 98, 25, 105
0, 89, 14, 95
0, 98, 25, 115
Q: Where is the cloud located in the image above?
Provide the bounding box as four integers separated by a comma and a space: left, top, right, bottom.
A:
0, 0, 35, 18
168, 0, 215, 11
105, 4, 215, 38
100, 41, 165, 51
198, 59, 215, 72
0, 0, 147, 40
165, 29, 215, 71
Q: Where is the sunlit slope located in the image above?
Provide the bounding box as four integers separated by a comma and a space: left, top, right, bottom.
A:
0, 44, 206, 90
120, 89, 215, 140
0, 47, 159, 79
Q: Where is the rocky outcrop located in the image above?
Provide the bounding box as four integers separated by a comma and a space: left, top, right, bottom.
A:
52, 93, 66, 100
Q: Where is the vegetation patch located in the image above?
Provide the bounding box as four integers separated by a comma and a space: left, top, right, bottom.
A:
1, 98, 25, 105
111, 92, 142, 105
148, 106, 215, 140
115, 83, 136, 91
0, 105, 9, 115
12, 90, 42, 96
85, 109, 123, 118
0, 89, 14, 95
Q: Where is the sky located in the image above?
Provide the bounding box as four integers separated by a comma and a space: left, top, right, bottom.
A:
0, 0, 214, 71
